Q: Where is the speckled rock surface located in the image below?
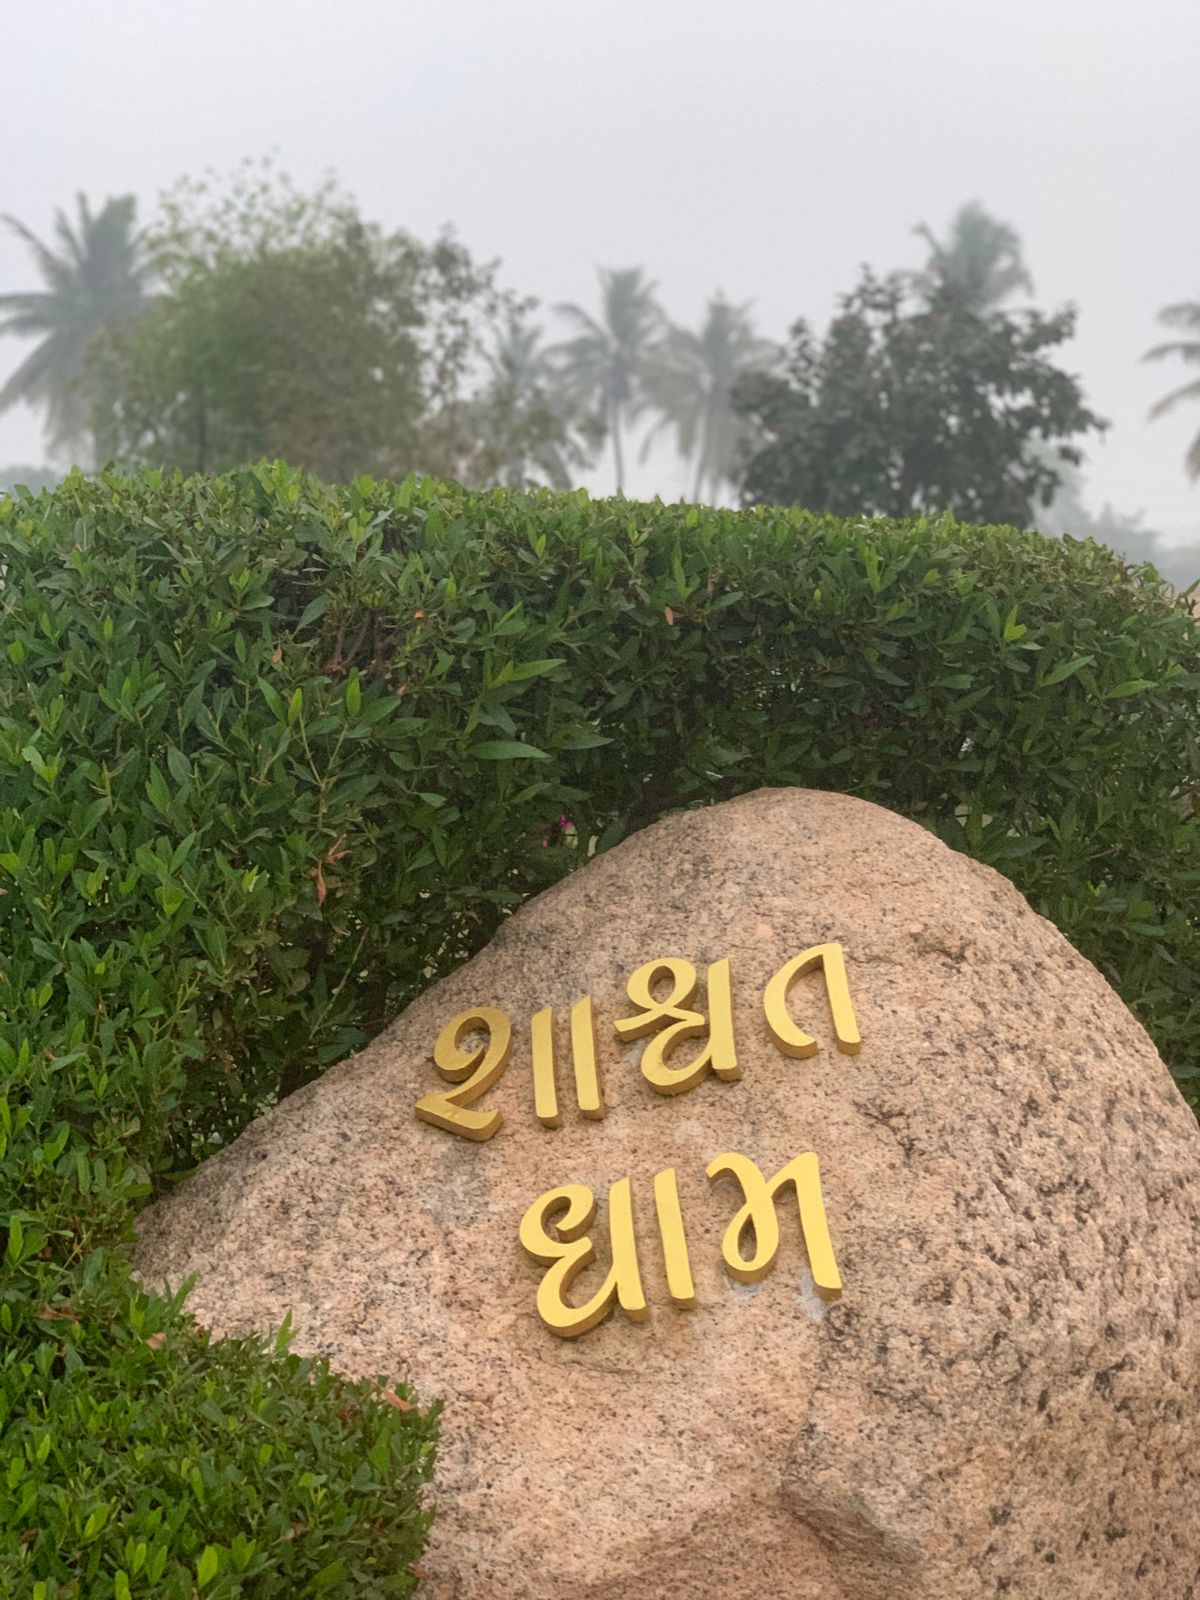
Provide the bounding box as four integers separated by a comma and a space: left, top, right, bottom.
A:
133, 789, 1200, 1598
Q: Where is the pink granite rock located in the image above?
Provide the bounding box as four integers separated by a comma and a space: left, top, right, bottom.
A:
133, 789, 1200, 1597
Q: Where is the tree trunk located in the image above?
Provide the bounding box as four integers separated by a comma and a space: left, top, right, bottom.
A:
611, 403, 625, 494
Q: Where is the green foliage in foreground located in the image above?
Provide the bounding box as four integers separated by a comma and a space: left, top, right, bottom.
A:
1, 466, 1198, 1592
0, 1278, 437, 1599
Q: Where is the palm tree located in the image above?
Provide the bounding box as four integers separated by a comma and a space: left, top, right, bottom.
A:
0, 194, 154, 462
1144, 301, 1200, 479
915, 201, 1033, 309
474, 320, 602, 490
642, 295, 777, 502
551, 267, 663, 492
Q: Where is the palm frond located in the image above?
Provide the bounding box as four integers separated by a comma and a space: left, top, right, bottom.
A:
553, 302, 605, 340
2, 215, 76, 296
1147, 376, 1200, 420
915, 201, 1033, 307
1154, 301, 1200, 332
1143, 340, 1200, 366
0, 338, 62, 411
53, 198, 89, 274
0, 292, 64, 329
638, 293, 777, 497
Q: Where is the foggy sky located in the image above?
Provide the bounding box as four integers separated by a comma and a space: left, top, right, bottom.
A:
3, 0, 1197, 539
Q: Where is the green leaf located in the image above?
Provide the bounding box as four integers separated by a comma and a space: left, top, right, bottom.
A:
997, 835, 1048, 859
166, 745, 192, 786
472, 739, 551, 761
298, 592, 330, 628
1103, 679, 1156, 699
1002, 608, 1027, 642
310, 1558, 347, 1592
196, 1545, 220, 1587
145, 765, 172, 815
258, 678, 285, 719
1039, 655, 1094, 687
932, 673, 973, 690
508, 657, 566, 681
82, 1503, 110, 1539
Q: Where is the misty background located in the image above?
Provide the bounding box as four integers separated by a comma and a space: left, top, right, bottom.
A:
2, 0, 1197, 548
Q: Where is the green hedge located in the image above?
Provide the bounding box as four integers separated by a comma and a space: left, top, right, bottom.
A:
1, 465, 1197, 1594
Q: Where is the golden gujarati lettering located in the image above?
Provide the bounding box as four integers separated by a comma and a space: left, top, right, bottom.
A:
614, 957, 740, 1095
518, 1178, 647, 1338
530, 995, 606, 1129
415, 942, 863, 1139
520, 1151, 841, 1336
413, 1006, 511, 1141
706, 1149, 842, 1300
652, 1166, 697, 1308
763, 942, 861, 1059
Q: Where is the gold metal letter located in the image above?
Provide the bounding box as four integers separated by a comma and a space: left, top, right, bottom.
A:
570, 995, 605, 1119
414, 1006, 511, 1141
519, 1178, 648, 1338
530, 1006, 561, 1128
529, 997, 606, 1128
614, 957, 740, 1095
706, 1150, 842, 1300
653, 1167, 697, 1308
763, 942, 862, 1058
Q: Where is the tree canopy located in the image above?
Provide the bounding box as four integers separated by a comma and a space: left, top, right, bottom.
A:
0, 194, 153, 463
734, 269, 1105, 527
551, 267, 663, 492
89, 168, 541, 483
641, 294, 777, 502
914, 200, 1033, 310
468, 318, 603, 490
0, 180, 1188, 528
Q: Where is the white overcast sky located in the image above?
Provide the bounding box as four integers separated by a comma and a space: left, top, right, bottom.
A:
3, 0, 1197, 539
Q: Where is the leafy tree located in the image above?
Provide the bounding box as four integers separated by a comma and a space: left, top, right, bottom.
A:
641, 294, 777, 502
915, 200, 1033, 310
551, 267, 663, 492
91, 166, 523, 482
466, 318, 603, 490
734, 268, 1105, 527
1144, 299, 1200, 479
0, 194, 153, 463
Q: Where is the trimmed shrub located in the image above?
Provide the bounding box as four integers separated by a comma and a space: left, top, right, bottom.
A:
1, 465, 1197, 1593
0, 1279, 437, 1599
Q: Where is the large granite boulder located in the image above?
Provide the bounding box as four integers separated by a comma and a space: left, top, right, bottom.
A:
133, 789, 1200, 1598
